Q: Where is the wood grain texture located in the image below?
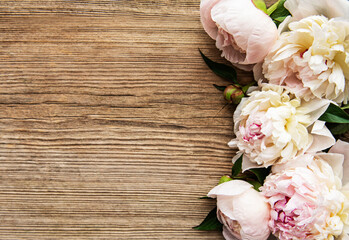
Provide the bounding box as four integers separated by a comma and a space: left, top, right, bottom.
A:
3, 0, 347, 239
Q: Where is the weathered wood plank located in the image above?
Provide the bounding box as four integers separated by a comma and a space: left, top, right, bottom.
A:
0, 0, 237, 238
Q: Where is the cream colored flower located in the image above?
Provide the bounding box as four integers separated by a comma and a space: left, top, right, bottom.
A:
262, 15, 349, 104
228, 84, 334, 170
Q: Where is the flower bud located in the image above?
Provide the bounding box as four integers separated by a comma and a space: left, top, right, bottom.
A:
252, 0, 267, 13
218, 175, 232, 185
224, 85, 244, 104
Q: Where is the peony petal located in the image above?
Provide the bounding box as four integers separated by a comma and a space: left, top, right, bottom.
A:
329, 140, 349, 185
338, 226, 349, 240
244, 16, 278, 64
253, 62, 264, 81
241, 154, 263, 171
207, 180, 252, 198
316, 152, 344, 180
296, 98, 331, 125
232, 189, 271, 240
278, 15, 293, 33
200, 0, 223, 39
306, 120, 336, 153
272, 44, 301, 62
222, 226, 240, 240
272, 154, 314, 173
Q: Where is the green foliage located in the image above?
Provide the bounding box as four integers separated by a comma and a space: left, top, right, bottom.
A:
193, 207, 223, 231
199, 49, 238, 84
231, 155, 243, 177
246, 179, 262, 191
213, 84, 226, 92
199, 196, 214, 200
249, 167, 271, 184
319, 103, 349, 123
326, 123, 349, 135
267, 0, 290, 26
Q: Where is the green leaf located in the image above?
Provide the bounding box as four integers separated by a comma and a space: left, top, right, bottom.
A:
246, 179, 262, 191
249, 167, 271, 184
252, 0, 267, 14
326, 123, 349, 135
270, 0, 289, 17
231, 155, 242, 177
199, 196, 214, 200
268, 0, 290, 26
241, 82, 256, 94
321, 113, 349, 123
274, 16, 287, 22
213, 84, 226, 92
193, 207, 223, 231
319, 103, 349, 123
267, 0, 279, 15
199, 49, 238, 84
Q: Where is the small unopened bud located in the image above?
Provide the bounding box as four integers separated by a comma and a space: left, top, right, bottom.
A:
219, 175, 233, 185
252, 0, 267, 14
224, 85, 244, 104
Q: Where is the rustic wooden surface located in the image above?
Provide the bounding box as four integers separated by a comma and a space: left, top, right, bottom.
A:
3, 0, 338, 239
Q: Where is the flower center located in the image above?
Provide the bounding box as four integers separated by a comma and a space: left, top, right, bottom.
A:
274, 197, 297, 226
242, 123, 264, 142
300, 49, 307, 58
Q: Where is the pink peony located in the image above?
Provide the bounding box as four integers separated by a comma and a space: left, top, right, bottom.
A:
200, 0, 278, 70
261, 146, 349, 240
208, 180, 271, 240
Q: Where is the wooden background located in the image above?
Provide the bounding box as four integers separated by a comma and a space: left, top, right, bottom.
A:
0, 0, 330, 239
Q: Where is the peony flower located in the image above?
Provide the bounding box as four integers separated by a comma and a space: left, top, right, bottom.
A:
208, 180, 271, 240
228, 84, 334, 170
261, 144, 349, 240
200, 0, 278, 70
262, 15, 349, 104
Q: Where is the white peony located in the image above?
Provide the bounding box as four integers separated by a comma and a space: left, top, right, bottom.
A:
228, 84, 335, 170
262, 15, 349, 104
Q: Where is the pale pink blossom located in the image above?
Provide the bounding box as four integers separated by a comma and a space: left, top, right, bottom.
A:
228, 84, 334, 170
261, 141, 349, 240
200, 0, 278, 70
208, 180, 271, 240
